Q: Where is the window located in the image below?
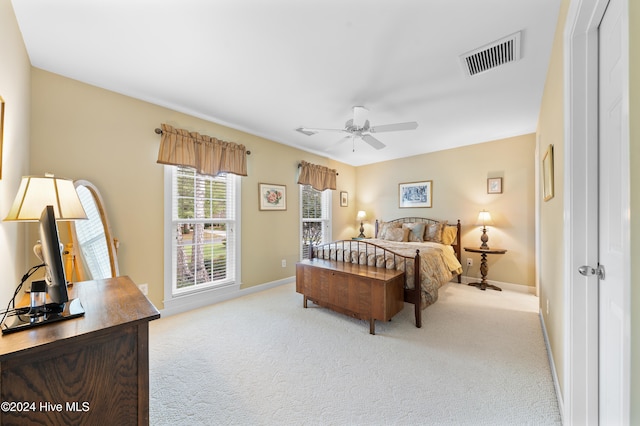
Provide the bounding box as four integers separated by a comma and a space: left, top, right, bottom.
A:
167, 166, 239, 296
300, 185, 331, 259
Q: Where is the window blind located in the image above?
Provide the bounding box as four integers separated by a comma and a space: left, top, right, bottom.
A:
172, 166, 236, 293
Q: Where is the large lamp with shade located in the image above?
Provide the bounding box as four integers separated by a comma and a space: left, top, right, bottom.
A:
1, 174, 87, 334
4, 174, 88, 222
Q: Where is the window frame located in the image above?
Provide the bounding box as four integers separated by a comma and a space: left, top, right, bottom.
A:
299, 185, 332, 259
163, 166, 241, 310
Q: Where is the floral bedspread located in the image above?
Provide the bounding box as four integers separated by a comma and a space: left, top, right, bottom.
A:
313, 239, 462, 309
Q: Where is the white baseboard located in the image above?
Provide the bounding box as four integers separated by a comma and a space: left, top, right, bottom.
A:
459, 275, 536, 294
539, 309, 565, 423
160, 276, 295, 317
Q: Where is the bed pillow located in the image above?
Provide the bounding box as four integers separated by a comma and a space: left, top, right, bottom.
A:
424, 221, 447, 243
402, 222, 426, 242
441, 225, 457, 245
385, 227, 409, 242
377, 221, 401, 239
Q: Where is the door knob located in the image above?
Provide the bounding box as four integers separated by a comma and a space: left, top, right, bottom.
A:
578, 264, 605, 280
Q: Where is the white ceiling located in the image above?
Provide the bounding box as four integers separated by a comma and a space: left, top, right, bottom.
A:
11, 0, 561, 167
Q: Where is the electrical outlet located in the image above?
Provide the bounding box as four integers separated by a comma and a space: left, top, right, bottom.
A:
546, 299, 550, 315
466, 258, 473, 267
281, 259, 287, 268
138, 283, 149, 296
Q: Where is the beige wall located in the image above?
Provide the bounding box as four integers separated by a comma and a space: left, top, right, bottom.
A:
29, 69, 357, 309
538, 0, 640, 417
536, 0, 570, 397
356, 134, 536, 287
0, 0, 31, 306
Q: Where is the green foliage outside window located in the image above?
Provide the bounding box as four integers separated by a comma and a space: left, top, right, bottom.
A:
174, 166, 233, 291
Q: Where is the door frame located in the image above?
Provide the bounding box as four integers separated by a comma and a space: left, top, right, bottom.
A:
564, 0, 630, 424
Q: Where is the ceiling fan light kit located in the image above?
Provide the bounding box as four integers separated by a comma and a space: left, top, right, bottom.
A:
296, 106, 418, 151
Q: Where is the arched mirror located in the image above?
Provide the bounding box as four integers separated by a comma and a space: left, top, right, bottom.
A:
69, 180, 119, 281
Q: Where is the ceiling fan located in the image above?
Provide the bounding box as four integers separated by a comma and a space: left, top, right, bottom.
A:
295, 106, 418, 150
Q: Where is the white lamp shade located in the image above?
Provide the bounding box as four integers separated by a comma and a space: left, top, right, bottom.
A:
356, 210, 367, 221
475, 210, 494, 226
4, 175, 88, 221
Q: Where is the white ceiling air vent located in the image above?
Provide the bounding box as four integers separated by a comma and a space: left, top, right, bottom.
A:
460, 31, 521, 77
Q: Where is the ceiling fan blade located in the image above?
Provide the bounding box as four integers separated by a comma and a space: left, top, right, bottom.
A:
325, 135, 351, 151
369, 121, 418, 133
352, 106, 369, 128
296, 127, 348, 136
362, 134, 386, 150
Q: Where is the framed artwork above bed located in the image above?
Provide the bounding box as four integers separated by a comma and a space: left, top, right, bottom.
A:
399, 180, 432, 208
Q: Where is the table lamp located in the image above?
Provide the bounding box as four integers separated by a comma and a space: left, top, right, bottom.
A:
4, 172, 87, 266
4, 173, 87, 277
2, 174, 88, 332
475, 210, 493, 249
4, 174, 87, 222
356, 210, 367, 238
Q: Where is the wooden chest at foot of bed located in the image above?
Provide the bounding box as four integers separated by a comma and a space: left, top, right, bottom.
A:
296, 259, 405, 335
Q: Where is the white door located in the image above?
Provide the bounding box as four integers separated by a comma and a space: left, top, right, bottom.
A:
597, 0, 630, 423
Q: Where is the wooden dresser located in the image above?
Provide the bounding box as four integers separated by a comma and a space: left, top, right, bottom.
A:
296, 259, 404, 334
0, 276, 160, 425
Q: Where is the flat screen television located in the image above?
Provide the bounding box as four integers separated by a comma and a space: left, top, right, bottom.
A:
1, 205, 85, 334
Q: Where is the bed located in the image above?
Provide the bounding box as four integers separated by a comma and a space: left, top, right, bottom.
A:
310, 217, 462, 328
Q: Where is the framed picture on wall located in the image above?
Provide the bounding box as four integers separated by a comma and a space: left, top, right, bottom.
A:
487, 177, 503, 194
340, 191, 348, 207
258, 183, 287, 211
543, 145, 554, 201
399, 180, 432, 208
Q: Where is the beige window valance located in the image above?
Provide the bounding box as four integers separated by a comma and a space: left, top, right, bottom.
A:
297, 160, 337, 191
156, 123, 248, 177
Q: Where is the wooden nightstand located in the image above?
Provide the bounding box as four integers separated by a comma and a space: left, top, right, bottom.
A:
463, 247, 507, 291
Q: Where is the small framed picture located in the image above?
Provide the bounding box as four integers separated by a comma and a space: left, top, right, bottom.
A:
340, 191, 348, 207
487, 177, 503, 194
399, 180, 432, 208
543, 144, 554, 201
258, 183, 286, 211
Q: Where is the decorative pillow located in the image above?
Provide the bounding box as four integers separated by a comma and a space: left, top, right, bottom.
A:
424, 221, 447, 243
441, 225, 457, 245
377, 221, 401, 239
385, 227, 409, 242
402, 222, 426, 242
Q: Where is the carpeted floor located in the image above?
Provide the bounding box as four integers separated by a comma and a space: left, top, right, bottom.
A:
149, 281, 562, 425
